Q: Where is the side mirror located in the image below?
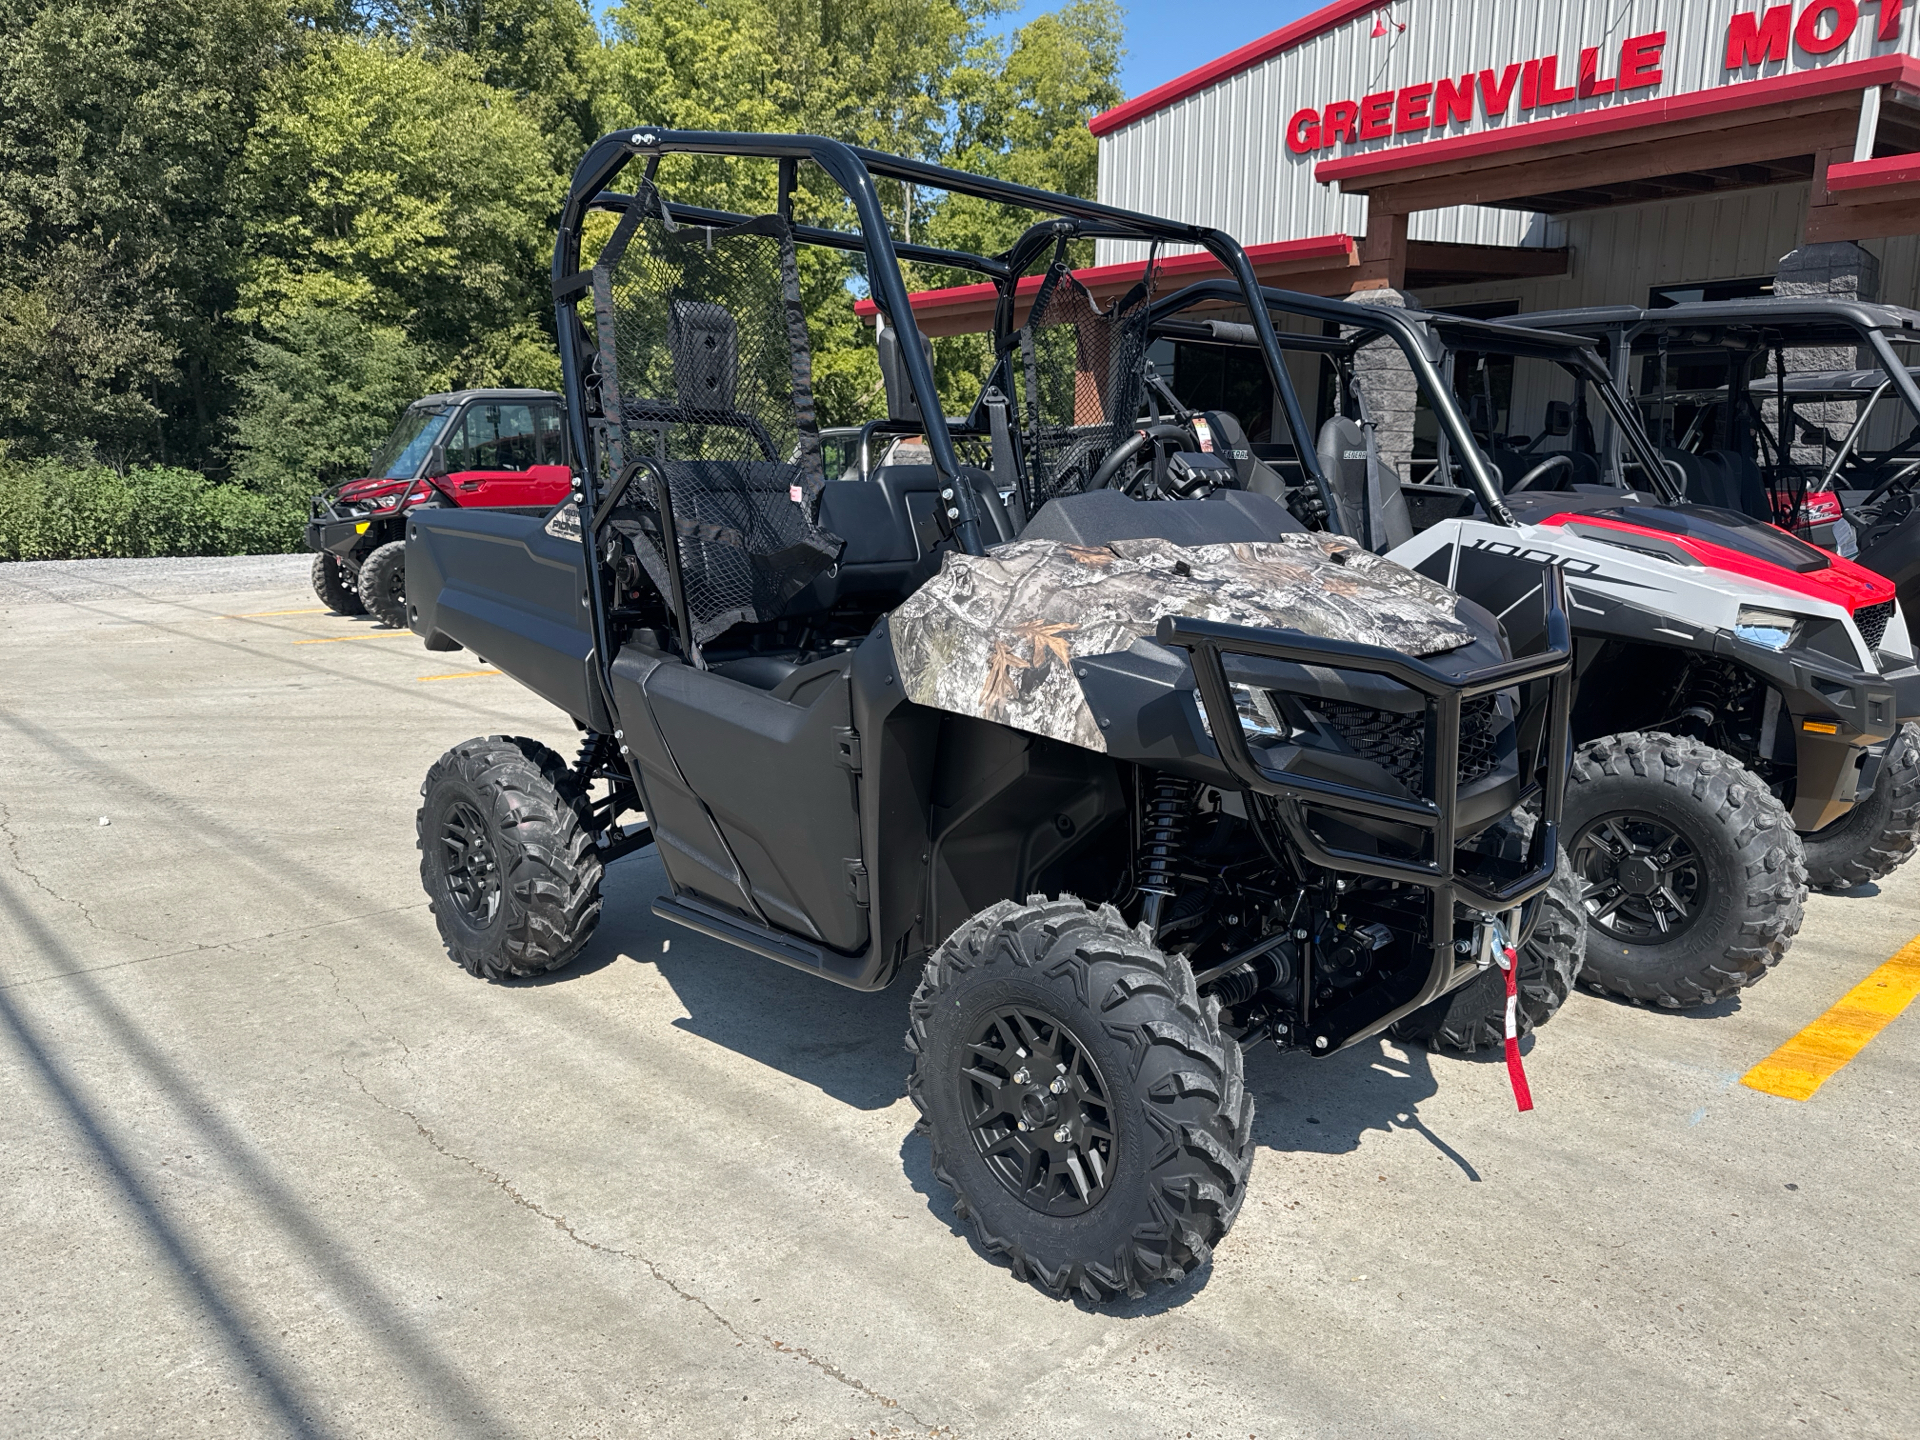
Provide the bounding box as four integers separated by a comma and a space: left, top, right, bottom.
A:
877, 314, 934, 424
1543, 400, 1573, 437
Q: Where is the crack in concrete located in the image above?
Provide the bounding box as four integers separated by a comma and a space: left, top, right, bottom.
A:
0, 903, 432, 993
340, 1057, 937, 1431
0, 798, 167, 946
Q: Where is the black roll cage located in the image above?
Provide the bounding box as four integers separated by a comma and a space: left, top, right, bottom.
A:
1147, 280, 1683, 522
1505, 299, 1920, 505
548, 126, 1336, 728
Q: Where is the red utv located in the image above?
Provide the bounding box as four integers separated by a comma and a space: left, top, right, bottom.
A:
306, 388, 574, 627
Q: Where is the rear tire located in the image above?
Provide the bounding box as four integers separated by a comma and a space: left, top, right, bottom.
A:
906, 896, 1253, 1301
357, 540, 407, 629
417, 736, 603, 980
1564, 732, 1804, 1008
1391, 846, 1585, 1052
311, 553, 365, 615
1803, 722, 1920, 891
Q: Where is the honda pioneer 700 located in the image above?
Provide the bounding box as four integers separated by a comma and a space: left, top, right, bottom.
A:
1113, 283, 1910, 1008
402, 130, 1578, 1297
306, 388, 572, 626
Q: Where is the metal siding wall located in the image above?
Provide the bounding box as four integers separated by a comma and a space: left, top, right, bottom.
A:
1096, 0, 1920, 268
1414, 187, 1810, 314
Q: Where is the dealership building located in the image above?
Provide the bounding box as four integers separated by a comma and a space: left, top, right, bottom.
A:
894, 0, 1920, 335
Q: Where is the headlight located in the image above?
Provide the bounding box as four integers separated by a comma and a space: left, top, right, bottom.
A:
1735, 607, 1800, 652
1196, 684, 1287, 742
1234, 685, 1286, 741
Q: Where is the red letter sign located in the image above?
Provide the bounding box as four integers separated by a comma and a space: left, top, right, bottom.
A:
1287, 108, 1321, 154
1479, 63, 1522, 116
1396, 82, 1434, 133
1795, 0, 1858, 54
1358, 90, 1395, 139
1535, 55, 1577, 105
1726, 5, 1792, 66
1620, 30, 1667, 89
1578, 46, 1617, 98
1433, 74, 1475, 126
1321, 100, 1359, 148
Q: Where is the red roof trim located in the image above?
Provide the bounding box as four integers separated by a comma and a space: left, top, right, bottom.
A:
1826, 151, 1920, 192
1087, 0, 1377, 139
852, 234, 1357, 321
1315, 55, 1920, 187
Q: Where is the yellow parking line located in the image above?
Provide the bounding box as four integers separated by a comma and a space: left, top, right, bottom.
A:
417, 670, 501, 682
1742, 935, 1920, 1100
226, 607, 328, 618
293, 631, 410, 645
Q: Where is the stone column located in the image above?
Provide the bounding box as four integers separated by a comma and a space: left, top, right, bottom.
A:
1344, 286, 1422, 494
1767, 240, 1881, 466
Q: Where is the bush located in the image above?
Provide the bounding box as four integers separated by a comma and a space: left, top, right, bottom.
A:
0, 460, 304, 561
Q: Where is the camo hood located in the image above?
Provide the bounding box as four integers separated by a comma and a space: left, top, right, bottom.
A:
889, 533, 1476, 753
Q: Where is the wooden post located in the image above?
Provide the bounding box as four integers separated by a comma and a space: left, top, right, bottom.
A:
1353, 208, 1408, 292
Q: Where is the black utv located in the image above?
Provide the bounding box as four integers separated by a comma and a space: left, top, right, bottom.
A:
403, 130, 1579, 1298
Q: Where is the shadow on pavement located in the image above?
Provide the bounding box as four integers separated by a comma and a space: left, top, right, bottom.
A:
0, 872, 519, 1440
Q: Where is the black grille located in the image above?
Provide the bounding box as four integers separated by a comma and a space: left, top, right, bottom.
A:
1316, 696, 1502, 790
1855, 600, 1895, 652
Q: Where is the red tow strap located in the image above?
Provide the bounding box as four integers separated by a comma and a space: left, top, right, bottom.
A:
1493, 933, 1534, 1113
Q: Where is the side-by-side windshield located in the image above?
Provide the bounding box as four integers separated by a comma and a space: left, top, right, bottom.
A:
369, 407, 452, 479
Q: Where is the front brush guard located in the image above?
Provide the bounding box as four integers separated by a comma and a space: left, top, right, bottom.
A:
1156, 562, 1572, 1052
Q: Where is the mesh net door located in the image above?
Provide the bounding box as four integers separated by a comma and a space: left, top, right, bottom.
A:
591, 190, 843, 644
1014, 251, 1157, 514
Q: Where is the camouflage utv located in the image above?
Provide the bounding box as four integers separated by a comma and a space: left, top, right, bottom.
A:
402, 130, 1579, 1298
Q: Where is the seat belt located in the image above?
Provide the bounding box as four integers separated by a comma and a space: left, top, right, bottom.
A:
982, 385, 1023, 526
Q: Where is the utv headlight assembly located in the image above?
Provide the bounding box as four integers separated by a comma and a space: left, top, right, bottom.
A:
1195, 684, 1287, 743
1735, 607, 1800, 652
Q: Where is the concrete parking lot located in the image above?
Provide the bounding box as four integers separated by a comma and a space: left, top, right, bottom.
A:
1, 554, 1916, 1439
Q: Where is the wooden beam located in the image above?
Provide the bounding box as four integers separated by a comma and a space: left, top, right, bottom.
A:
1366, 107, 1859, 214
1353, 210, 1408, 292
1805, 193, 1920, 242
1404, 240, 1570, 281
1334, 93, 1858, 194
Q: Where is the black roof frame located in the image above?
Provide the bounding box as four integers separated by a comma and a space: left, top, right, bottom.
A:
1149, 281, 1681, 519
549, 127, 1332, 555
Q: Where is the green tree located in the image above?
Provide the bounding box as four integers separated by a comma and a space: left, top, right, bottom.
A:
0, 0, 290, 468
919, 1, 1125, 412
236, 36, 562, 358
375, 0, 605, 167
229, 304, 432, 496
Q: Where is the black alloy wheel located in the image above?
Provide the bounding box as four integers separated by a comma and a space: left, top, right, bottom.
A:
440, 798, 502, 924
356, 540, 408, 629
963, 1005, 1115, 1217
416, 736, 603, 980
907, 895, 1253, 1299
1571, 810, 1705, 944
1562, 731, 1804, 1007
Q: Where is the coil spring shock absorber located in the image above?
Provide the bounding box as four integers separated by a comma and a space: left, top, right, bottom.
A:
1137, 775, 1194, 933
574, 730, 613, 787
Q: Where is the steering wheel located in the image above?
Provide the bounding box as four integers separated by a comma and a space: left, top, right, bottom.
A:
1860, 458, 1920, 512
1088, 424, 1194, 495
1509, 453, 1573, 493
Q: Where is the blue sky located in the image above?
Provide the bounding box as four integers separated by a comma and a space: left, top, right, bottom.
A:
994, 0, 1325, 102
